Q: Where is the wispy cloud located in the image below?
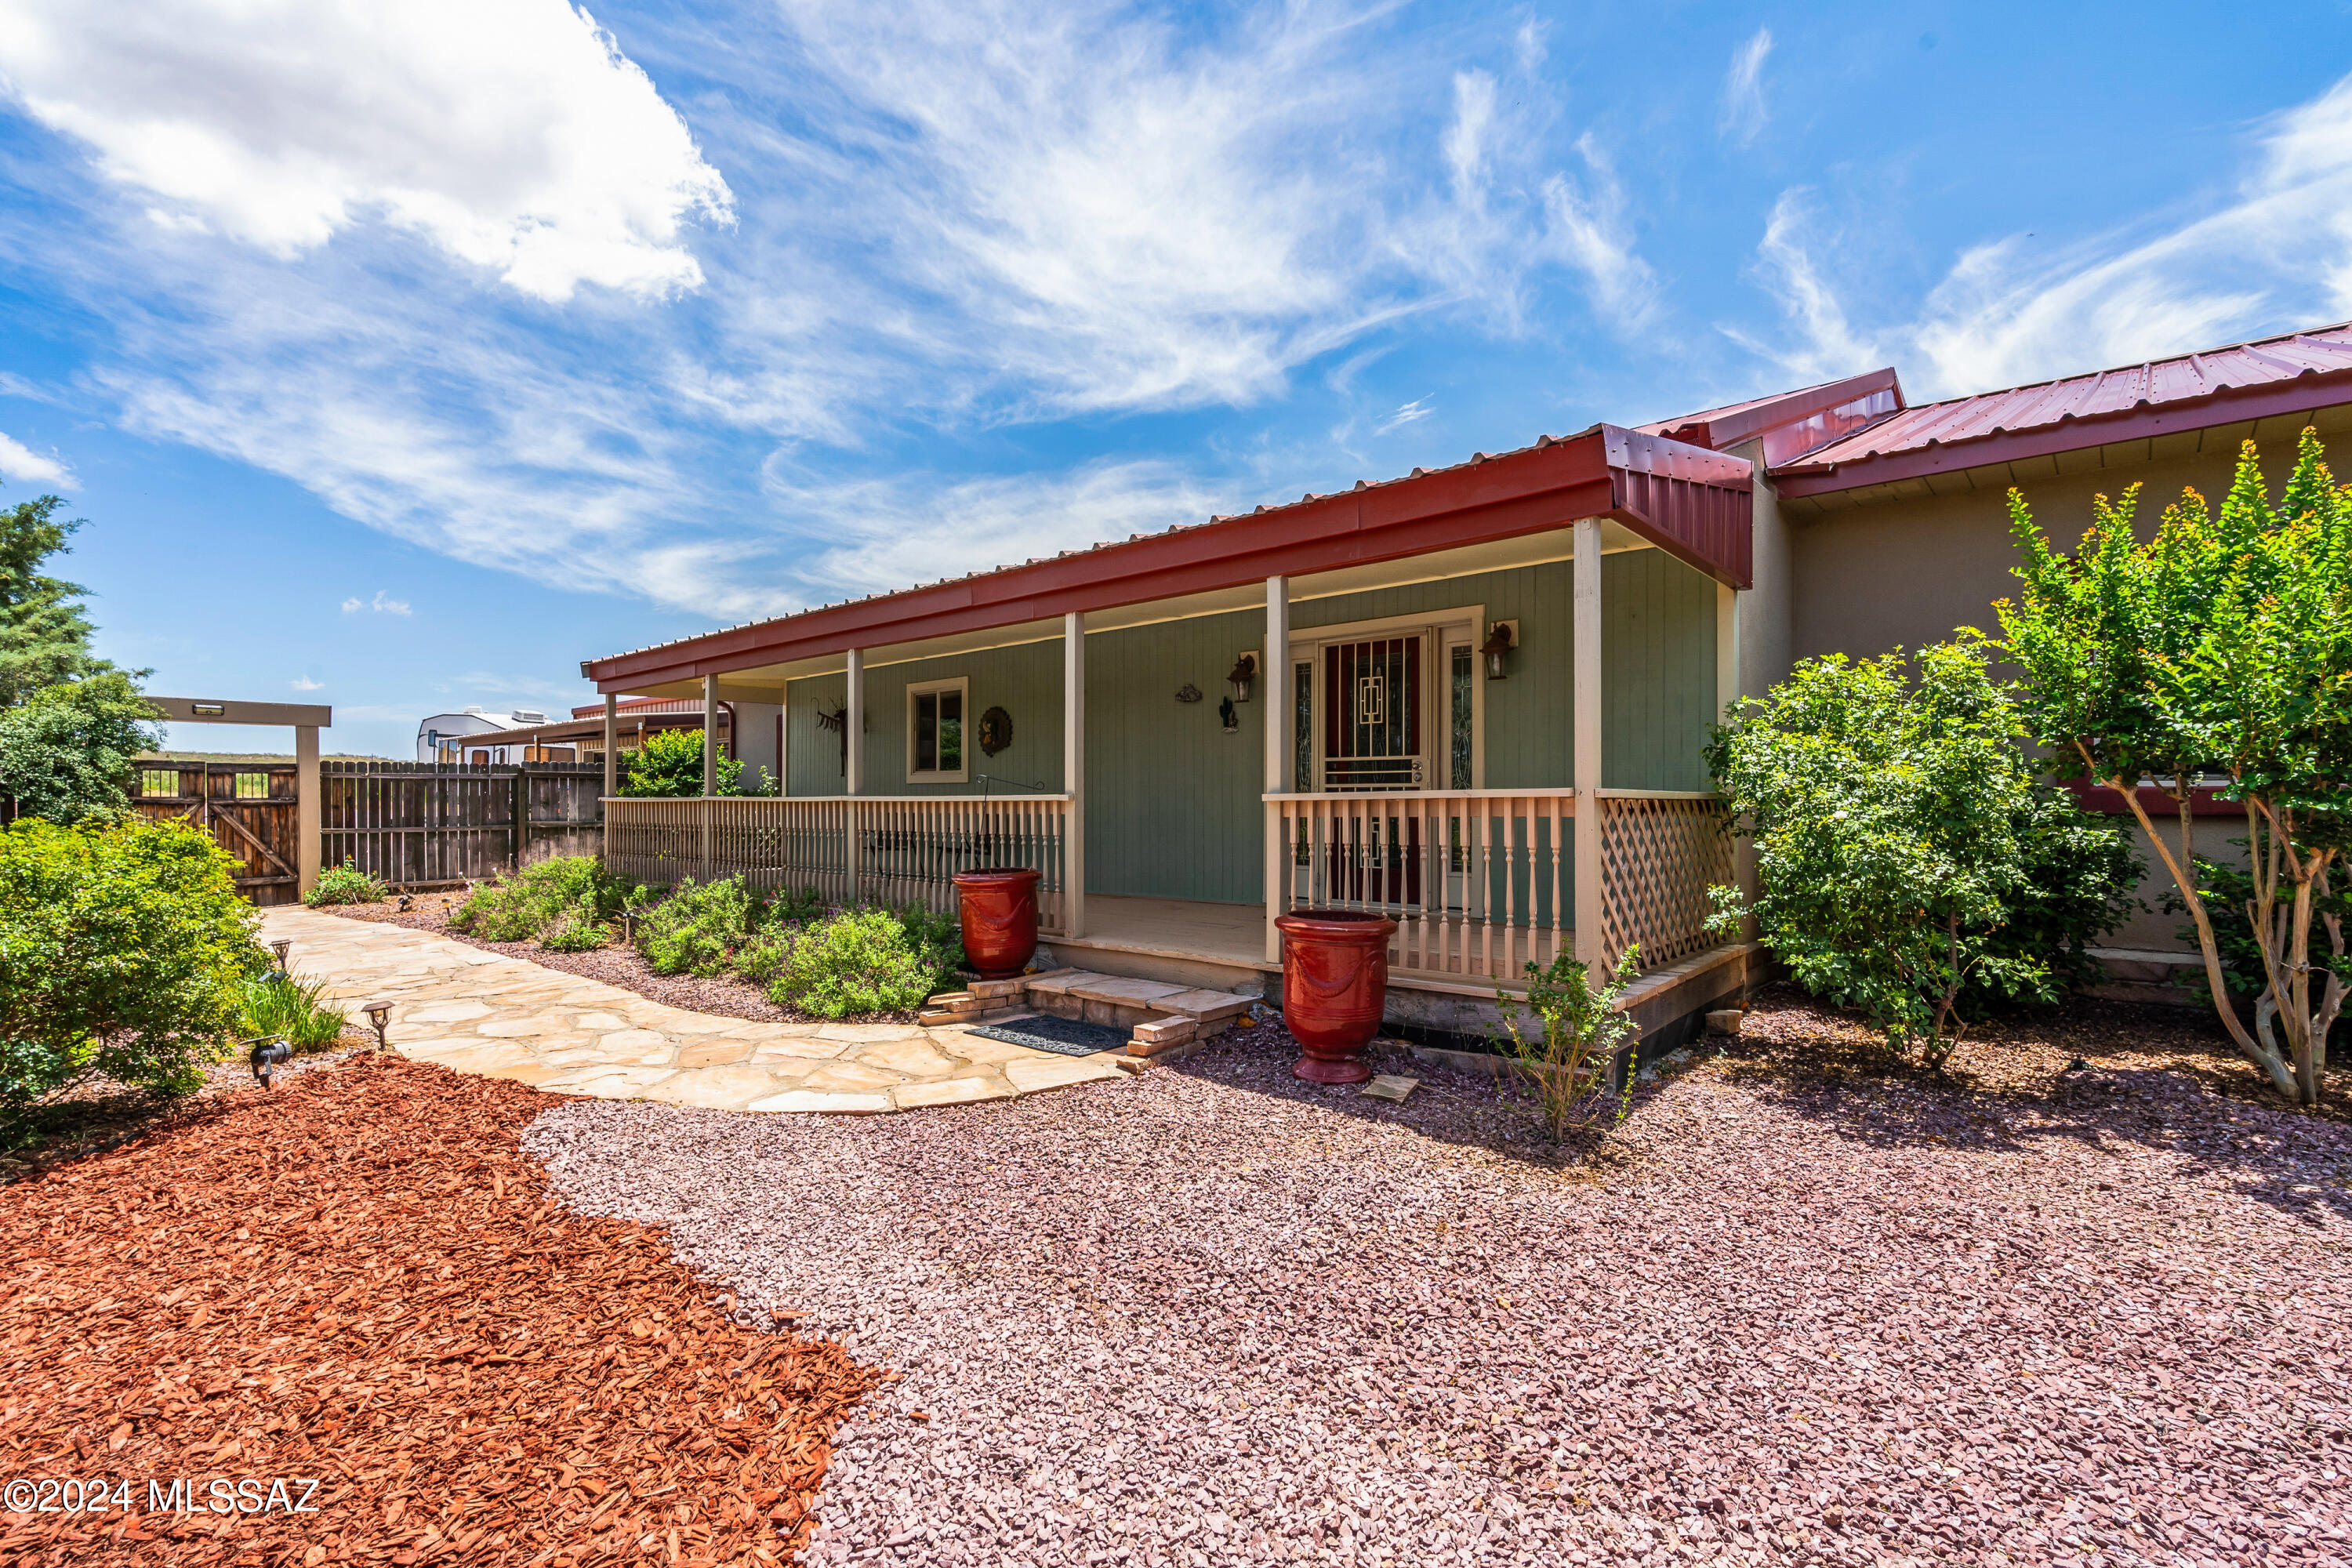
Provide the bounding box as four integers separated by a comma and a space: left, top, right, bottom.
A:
0, 0, 732, 301
1375, 396, 1435, 434
342, 590, 412, 615
1731, 69, 2352, 399
1719, 28, 1773, 147
1722, 190, 1881, 383
289, 676, 324, 691
0, 429, 73, 488
1543, 135, 1656, 327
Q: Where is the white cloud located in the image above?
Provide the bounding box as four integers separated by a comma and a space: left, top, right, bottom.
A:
1375, 396, 1435, 435
1719, 28, 1773, 147
289, 675, 324, 691
1722, 190, 1881, 383
0, 0, 731, 301
1543, 135, 1656, 326
0, 429, 72, 488
1733, 69, 2352, 399
342, 590, 412, 615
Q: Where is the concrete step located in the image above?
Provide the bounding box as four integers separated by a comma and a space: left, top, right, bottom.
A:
922, 968, 1261, 1049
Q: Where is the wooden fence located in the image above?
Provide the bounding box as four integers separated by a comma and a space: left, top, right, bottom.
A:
320, 761, 604, 888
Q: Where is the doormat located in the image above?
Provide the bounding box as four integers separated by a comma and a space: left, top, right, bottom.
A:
968, 1016, 1131, 1058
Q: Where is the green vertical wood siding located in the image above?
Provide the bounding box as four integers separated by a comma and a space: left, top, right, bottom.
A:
778, 545, 1715, 901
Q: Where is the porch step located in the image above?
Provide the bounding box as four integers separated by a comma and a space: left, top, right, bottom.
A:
920, 967, 1262, 1056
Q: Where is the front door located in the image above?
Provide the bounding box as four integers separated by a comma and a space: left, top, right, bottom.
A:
1322, 634, 1423, 790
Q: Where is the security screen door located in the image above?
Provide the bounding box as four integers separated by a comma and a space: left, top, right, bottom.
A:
1322, 634, 1423, 790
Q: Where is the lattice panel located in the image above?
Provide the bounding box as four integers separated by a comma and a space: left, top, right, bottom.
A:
1598, 795, 1733, 970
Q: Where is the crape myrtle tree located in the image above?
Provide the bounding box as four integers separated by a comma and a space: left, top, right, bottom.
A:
1705, 634, 2139, 1066
615, 726, 748, 797
2001, 430, 2352, 1105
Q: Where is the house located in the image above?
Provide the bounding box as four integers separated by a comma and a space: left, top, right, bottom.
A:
415, 706, 545, 764
579, 318, 2352, 1035
469, 697, 753, 775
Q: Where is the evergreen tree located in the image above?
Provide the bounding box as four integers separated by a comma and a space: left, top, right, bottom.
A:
0, 494, 121, 709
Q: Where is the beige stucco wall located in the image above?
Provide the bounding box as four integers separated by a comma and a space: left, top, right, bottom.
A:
1784, 404, 2352, 665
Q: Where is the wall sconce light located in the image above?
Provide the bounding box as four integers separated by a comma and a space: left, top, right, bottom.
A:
363, 1001, 394, 1051
1227, 652, 1258, 703
1481, 619, 1519, 680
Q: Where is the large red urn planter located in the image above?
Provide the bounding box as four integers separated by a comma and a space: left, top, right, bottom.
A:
1275, 909, 1397, 1084
952, 867, 1041, 979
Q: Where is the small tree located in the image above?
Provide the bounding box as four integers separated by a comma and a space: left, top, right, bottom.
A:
0, 673, 164, 823
0, 817, 261, 1123
1494, 946, 1640, 1142
1705, 634, 2139, 1065
0, 493, 126, 709
617, 727, 746, 797
2001, 431, 2352, 1105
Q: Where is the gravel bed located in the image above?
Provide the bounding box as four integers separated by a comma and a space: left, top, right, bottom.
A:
318, 898, 901, 1025
523, 1002, 2352, 1566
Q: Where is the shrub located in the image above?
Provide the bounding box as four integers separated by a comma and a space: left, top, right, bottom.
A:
1496, 946, 1640, 1142
764, 906, 956, 1019
451, 855, 633, 946
618, 728, 747, 798
0, 673, 162, 826
0, 817, 260, 1122
1706, 634, 2140, 1065
2002, 430, 2352, 1104
238, 972, 348, 1051
304, 859, 387, 906
635, 874, 757, 975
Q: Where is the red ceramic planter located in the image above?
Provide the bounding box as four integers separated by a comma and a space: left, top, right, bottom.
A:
1275, 909, 1397, 1084
952, 867, 1041, 979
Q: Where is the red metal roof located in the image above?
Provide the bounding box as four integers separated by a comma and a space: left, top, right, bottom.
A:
584, 423, 1755, 693
1639, 366, 1904, 466
566, 697, 707, 719
1772, 321, 2352, 497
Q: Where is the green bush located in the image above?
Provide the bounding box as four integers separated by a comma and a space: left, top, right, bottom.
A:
0, 673, 162, 826
1706, 634, 2140, 1064
238, 972, 348, 1050
764, 906, 963, 1019
451, 855, 633, 946
0, 817, 260, 1122
634, 874, 757, 975
1495, 946, 1639, 1142
304, 859, 387, 906
617, 728, 747, 798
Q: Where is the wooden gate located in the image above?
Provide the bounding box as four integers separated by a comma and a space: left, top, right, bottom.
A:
130, 760, 304, 906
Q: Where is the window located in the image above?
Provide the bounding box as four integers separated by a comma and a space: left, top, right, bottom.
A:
233, 771, 270, 800
139, 768, 178, 798
906, 677, 969, 783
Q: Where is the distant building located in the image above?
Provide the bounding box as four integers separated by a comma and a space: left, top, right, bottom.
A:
414, 706, 549, 763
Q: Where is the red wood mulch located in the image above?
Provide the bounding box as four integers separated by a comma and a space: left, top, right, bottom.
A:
0, 1056, 881, 1566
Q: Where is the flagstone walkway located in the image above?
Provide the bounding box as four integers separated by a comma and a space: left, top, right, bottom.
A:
259, 908, 1131, 1113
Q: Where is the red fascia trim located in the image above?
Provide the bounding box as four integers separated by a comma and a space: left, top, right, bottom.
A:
2063, 779, 2238, 818
1770, 370, 2352, 498
588, 426, 1753, 691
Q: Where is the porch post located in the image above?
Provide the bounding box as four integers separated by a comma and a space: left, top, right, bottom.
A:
1264, 574, 1289, 964
844, 648, 864, 903
601, 694, 617, 799
1063, 612, 1086, 938
295, 723, 321, 898
701, 674, 717, 879
1572, 520, 1603, 969
1718, 580, 1759, 933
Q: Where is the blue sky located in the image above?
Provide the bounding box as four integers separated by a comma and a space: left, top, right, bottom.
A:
5, 2, 2352, 757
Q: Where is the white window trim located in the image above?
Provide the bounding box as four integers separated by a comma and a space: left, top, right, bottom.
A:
906, 676, 972, 784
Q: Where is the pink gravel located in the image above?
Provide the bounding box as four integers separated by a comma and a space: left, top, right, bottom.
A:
521, 1007, 2352, 1566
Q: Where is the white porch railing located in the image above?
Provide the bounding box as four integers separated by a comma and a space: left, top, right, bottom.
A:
1268, 787, 1732, 983
604, 796, 1074, 933
1269, 789, 1577, 982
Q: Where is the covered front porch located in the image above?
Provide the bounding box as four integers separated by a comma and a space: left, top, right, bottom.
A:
590, 424, 1755, 1020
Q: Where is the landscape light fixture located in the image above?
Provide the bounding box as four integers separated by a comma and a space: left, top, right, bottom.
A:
1480, 621, 1519, 681
191, 702, 226, 717
270, 938, 293, 972
363, 1001, 393, 1051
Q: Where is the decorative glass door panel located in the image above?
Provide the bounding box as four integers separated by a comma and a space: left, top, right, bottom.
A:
1322, 636, 1422, 791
